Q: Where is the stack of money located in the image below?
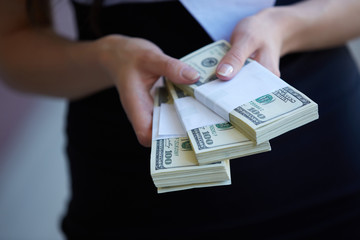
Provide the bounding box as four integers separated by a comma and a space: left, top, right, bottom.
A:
150, 87, 231, 193
166, 80, 271, 165
229, 86, 319, 144
173, 40, 319, 144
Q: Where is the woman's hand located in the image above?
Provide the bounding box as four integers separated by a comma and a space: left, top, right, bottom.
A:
216, 0, 360, 81
216, 8, 285, 80
95, 35, 199, 147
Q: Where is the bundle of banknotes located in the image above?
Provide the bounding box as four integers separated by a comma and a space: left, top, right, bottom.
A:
150, 40, 318, 193
150, 87, 231, 194
166, 80, 271, 164
172, 40, 319, 144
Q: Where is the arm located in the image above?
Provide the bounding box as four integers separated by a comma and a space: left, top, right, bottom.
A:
0, 0, 199, 146
0, 1, 112, 98
216, 0, 360, 79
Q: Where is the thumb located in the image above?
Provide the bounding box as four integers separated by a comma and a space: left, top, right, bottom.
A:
151, 53, 200, 84
216, 42, 252, 81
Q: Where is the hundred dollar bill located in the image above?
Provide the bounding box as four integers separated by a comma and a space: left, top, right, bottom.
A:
230, 86, 319, 144
173, 40, 319, 144
150, 87, 231, 193
166, 80, 271, 165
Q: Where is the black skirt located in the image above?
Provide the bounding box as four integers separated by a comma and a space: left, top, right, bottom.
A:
62, 1, 360, 239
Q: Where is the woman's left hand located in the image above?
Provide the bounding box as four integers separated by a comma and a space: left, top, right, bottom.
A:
216, 8, 285, 80
216, 0, 360, 81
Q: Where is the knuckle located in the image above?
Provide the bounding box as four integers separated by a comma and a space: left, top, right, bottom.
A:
227, 47, 246, 66
163, 57, 178, 75
141, 49, 156, 61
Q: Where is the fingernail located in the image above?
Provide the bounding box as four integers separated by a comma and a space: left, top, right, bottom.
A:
181, 67, 200, 82
217, 64, 234, 77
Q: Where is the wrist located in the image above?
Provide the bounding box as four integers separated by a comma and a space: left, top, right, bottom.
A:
93, 35, 131, 84
69, 39, 114, 90
48, 38, 115, 99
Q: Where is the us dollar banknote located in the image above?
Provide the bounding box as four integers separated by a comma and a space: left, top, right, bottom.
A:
150, 87, 231, 193
230, 86, 318, 143
172, 40, 319, 144
166, 80, 271, 165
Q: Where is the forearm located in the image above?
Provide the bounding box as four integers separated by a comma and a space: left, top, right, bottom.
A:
273, 0, 360, 56
0, 28, 112, 99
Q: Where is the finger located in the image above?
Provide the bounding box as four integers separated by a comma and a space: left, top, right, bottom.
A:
253, 48, 281, 77
147, 53, 200, 84
118, 71, 154, 147
126, 93, 153, 147
216, 37, 256, 81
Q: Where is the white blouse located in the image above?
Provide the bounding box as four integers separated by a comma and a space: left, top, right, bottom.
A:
72, 0, 275, 41
72, 0, 174, 5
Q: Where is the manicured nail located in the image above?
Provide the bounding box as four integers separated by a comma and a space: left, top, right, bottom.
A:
181, 67, 200, 82
217, 63, 234, 77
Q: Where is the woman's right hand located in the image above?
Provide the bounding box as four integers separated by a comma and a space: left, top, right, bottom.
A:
94, 35, 199, 147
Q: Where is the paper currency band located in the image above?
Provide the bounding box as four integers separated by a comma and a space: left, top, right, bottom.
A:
153, 105, 188, 140
193, 61, 289, 122
174, 96, 227, 132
